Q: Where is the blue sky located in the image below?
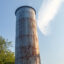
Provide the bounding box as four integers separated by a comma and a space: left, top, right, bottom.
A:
0, 0, 64, 64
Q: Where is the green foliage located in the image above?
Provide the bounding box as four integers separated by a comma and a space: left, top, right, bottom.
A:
0, 36, 15, 64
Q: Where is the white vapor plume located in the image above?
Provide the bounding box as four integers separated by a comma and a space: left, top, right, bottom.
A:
38, 0, 64, 35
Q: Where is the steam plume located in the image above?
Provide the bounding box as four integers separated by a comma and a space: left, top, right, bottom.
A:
38, 0, 63, 35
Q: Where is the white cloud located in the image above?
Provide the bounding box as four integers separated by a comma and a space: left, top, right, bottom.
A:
38, 0, 63, 35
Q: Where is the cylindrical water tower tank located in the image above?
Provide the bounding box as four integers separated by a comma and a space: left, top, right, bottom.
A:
15, 6, 41, 64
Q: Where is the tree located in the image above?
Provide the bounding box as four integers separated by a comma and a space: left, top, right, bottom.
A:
0, 36, 15, 64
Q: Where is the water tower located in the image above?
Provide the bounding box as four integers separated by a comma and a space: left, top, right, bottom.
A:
15, 6, 41, 64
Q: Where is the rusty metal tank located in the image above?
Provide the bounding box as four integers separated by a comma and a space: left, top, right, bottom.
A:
15, 6, 41, 64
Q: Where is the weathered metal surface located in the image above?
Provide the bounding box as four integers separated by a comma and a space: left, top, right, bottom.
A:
15, 6, 41, 64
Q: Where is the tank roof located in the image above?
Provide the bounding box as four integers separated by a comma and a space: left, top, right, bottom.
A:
15, 6, 36, 15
